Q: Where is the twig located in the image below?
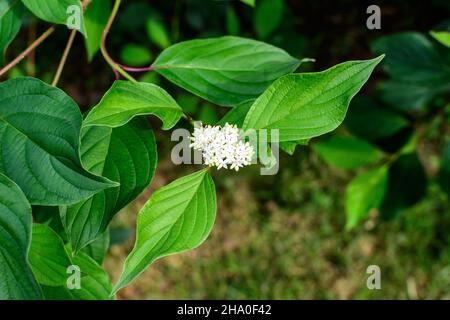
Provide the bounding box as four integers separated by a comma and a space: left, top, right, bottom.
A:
118, 64, 154, 72
26, 21, 37, 76
52, 29, 77, 86
100, 0, 137, 82
0, 26, 55, 79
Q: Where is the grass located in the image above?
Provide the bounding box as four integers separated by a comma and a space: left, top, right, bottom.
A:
104, 148, 450, 300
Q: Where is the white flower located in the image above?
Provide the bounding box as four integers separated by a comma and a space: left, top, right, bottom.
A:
190, 123, 255, 171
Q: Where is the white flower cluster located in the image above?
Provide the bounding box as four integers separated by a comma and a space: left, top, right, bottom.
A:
190, 123, 255, 171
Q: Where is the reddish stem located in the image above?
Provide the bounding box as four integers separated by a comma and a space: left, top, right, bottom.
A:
113, 68, 120, 80
118, 64, 155, 72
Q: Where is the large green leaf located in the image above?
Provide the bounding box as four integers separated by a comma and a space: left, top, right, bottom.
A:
84, 0, 111, 61
345, 96, 409, 141
0, 173, 41, 299
22, 0, 86, 36
0, 0, 23, 66
371, 32, 450, 111
41, 249, 113, 300
113, 169, 217, 293
380, 153, 427, 219
61, 118, 157, 252
152, 36, 301, 106
83, 81, 183, 129
345, 165, 388, 230
29, 224, 72, 286
242, 56, 384, 142
438, 142, 450, 198
254, 0, 284, 39
312, 135, 383, 169
0, 77, 115, 205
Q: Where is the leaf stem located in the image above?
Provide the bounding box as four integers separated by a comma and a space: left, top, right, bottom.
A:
0, 26, 55, 79
52, 29, 77, 86
118, 64, 155, 72
100, 0, 137, 82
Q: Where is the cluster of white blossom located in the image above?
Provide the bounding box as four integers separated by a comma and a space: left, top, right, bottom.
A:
190, 123, 255, 171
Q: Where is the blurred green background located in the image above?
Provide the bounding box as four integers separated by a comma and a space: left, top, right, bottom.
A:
6, 0, 450, 299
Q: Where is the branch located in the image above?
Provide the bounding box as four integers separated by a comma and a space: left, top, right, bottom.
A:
100, 0, 137, 82
0, 26, 55, 79
52, 29, 77, 86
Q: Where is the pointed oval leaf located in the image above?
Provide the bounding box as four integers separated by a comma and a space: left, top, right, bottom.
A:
152, 36, 301, 106
61, 118, 157, 252
0, 173, 41, 299
21, 0, 86, 36
113, 169, 217, 293
83, 81, 183, 130
0, 77, 116, 205
242, 56, 384, 142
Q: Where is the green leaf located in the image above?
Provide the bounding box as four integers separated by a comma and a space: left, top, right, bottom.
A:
0, 173, 41, 299
380, 153, 427, 219
312, 135, 383, 169
0, 0, 24, 66
22, 0, 86, 36
0, 77, 116, 205
243, 56, 384, 142
61, 118, 157, 252
438, 142, 450, 198
41, 249, 113, 300
120, 44, 152, 67
82, 230, 110, 264
254, 0, 284, 39
430, 31, 450, 48
345, 96, 409, 141
146, 17, 170, 49
371, 32, 450, 111
83, 80, 183, 130
345, 165, 388, 230
29, 224, 72, 286
84, 0, 111, 61
226, 6, 240, 35
113, 169, 217, 293
152, 36, 301, 106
